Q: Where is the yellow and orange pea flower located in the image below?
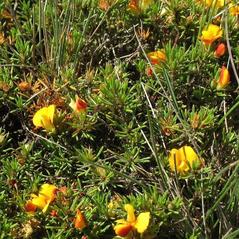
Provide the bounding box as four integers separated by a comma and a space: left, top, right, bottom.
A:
114, 204, 150, 237
200, 24, 223, 46
216, 66, 230, 90
214, 42, 226, 58
198, 0, 225, 8
168, 146, 204, 176
69, 96, 87, 113
229, 3, 239, 16
32, 104, 56, 132
147, 50, 166, 65
25, 184, 58, 213
74, 209, 87, 230
146, 50, 166, 76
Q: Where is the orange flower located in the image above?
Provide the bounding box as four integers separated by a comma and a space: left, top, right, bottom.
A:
25, 184, 58, 213
229, 3, 239, 16
69, 96, 87, 113
114, 204, 150, 237
200, 24, 223, 45
214, 43, 226, 58
217, 66, 230, 90
147, 50, 166, 65
74, 209, 87, 230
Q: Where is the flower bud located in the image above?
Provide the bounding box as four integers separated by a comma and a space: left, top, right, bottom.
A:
217, 66, 230, 90
214, 43, 226, 58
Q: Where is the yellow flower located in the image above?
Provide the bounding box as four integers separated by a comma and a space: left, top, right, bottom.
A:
114, 204, 150, 237
69, 95, 87, 113
199, 0, 225, 8
200, 24, 223, 45
147, 50, 166, 65
229, 3, 239, 16
39, 183, 58, 202
33, 105, 56, 132
25, 184, 57, 213
74, 209, 87, 230
169, 146, 203, 176
217, 66, 230, 90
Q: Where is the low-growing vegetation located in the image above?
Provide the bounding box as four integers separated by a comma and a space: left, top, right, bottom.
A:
0, 0, 239, 238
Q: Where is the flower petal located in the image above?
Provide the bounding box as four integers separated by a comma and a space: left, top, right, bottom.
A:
200, 24, 222, 45
32, 105, 56, 132
33, 107, 49, 127
47, 105, 56, 126
180, 146, 201, 170
214, 43, 226, 58
42, 199, 51, 213
217, 66, 230, 90
124, 204, 136, 223
114, 223, 133, 237
39, 183, 57, 202
74, 209, 87, 230
229, 3, 239, 16
147, 50, 166, 65
134, 212, 150, 234
30, 195, 47, 210
25, 200, 37, 213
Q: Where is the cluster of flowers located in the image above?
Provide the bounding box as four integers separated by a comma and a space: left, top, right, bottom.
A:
200, 24, 230, 90
146, 27, 232, 92
127, 0, 238, 91
25, 184, 87, 230
199, 0, 239, 14
24, 184, 150, 237
199, 0, 239, 90
24, 146, 202, 237
27, 1, 239, 237
99, 0, 239, 15
146, 28, 230, 91
32, 96, 87, 132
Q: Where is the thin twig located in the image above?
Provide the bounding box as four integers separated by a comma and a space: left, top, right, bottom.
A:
25, 126, 67, 151
23, 87, 48, 106
223, 99, 229, 133
141, 82, 167, 152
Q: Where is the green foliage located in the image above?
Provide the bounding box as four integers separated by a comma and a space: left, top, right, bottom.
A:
0, 0, 239, 238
